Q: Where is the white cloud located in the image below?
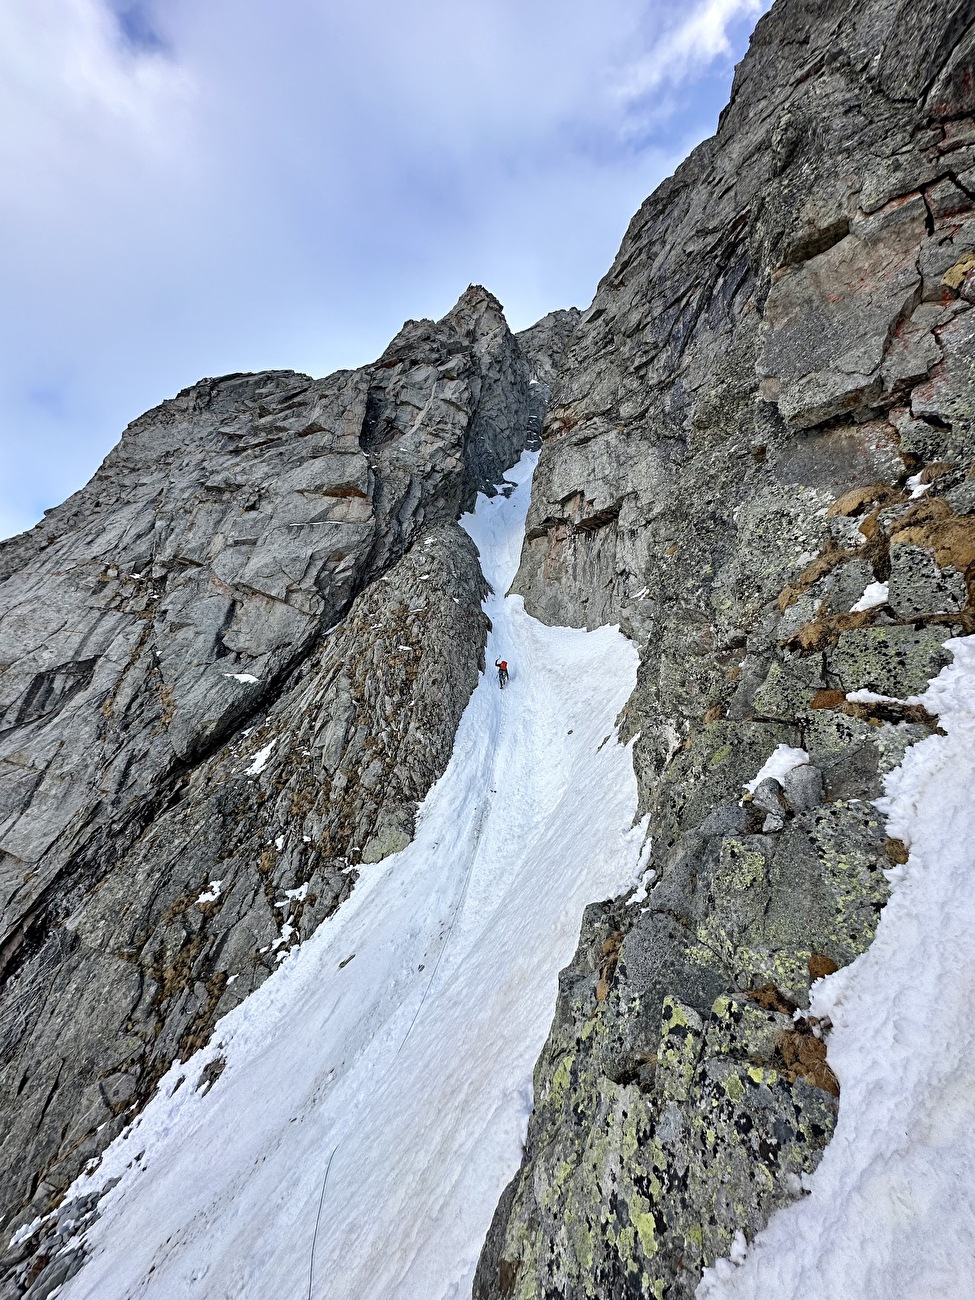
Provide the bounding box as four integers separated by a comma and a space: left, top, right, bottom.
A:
612, 0, 766, 129
0, 0, 770, 541
0, 0, 193, 214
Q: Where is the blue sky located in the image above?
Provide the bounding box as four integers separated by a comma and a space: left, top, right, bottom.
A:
0, 0, 770, 539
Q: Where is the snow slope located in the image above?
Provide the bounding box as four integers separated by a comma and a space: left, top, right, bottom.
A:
57, 451, 646, 1300
700, 635, 975, 1300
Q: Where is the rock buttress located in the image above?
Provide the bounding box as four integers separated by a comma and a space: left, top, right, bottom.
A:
479, 1, 975, 1296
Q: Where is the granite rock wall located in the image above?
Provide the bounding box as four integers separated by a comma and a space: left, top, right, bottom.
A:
479, 1, 975, 1295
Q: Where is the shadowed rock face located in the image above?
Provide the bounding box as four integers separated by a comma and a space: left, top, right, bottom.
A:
0, 286, 578, 1283
515, 308, 583, 447
0, 287, 525, 942
480, 1, 975, 1296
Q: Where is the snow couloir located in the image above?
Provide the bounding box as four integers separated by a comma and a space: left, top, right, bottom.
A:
56, 451, 648, 1299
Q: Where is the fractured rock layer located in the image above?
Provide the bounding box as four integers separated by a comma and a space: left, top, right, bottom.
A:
480, 0, 975, 1295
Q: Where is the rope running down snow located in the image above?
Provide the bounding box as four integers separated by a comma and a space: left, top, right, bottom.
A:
305, 794, 492, 1300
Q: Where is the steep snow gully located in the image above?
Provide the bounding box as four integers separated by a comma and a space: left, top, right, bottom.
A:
56, 452, 647, 1299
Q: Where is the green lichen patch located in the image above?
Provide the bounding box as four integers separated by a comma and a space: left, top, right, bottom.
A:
825, 624, 953, 698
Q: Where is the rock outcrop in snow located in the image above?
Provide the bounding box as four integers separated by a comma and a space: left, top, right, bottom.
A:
478, 1, 975, 1296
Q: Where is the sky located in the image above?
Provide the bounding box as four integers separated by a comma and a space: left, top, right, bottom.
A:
0, 0, 770, 540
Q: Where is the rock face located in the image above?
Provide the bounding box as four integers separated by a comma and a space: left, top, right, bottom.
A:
513, 308, 582, 446
0, 286, 576, 1284
479, 1, 975, 1296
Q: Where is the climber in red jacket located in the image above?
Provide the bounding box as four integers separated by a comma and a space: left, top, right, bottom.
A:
495, 658, 509, 690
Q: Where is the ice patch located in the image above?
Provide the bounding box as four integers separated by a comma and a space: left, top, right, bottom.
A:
9, 1217, 42, 1248
244, 740, 276, 777
627, 867, 656, 907
626, 828, 655, 905
275, 884, 309, 911
846, 688, 902, 705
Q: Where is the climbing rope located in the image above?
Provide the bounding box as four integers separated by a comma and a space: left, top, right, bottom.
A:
306, 1144, 338, 1300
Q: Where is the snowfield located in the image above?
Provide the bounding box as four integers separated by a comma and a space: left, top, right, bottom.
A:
58, 452, 647, 1300
701, 635, 975, 1300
